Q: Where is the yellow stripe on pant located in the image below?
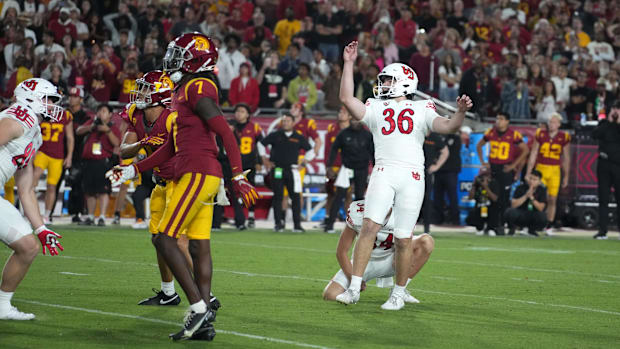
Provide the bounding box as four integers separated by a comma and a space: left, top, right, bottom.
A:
157, 173, 220, 240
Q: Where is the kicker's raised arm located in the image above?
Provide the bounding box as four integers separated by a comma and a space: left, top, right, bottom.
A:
339, 41, 367, 121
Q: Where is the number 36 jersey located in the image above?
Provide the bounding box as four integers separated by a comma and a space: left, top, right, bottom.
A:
0, 102, 42, 186
362, 98, 443, 170
346, 200, 396, 259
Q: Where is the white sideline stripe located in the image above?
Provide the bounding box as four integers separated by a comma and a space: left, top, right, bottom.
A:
53, 255, 620, 317
459, 246, 573, 254
429, 276, 458, 281
59, 272, 89, 276
14, 299, 333, 349
511, 277, 544, 283
216, 241, 333, 254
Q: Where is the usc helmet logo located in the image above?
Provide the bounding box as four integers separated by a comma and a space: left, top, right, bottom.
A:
155, 75, 173, 92
193, 36, 210, 51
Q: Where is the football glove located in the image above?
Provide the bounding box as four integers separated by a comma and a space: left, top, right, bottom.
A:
35, 226, 63, 256
139, 135, 165, 147
231, 170, 260, 208
105, 164, 138, 186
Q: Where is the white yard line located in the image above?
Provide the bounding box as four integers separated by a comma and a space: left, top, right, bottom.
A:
13, 299, 333, 349
49, 255, 620, 318
59, 272, 89, 276
511, 277, 544, 282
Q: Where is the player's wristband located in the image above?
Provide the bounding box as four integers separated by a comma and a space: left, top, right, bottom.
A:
34, 225, 47, 234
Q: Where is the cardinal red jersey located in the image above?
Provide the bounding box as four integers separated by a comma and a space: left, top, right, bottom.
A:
294, 118, 318, 155
467, 21, 492, 42
534, 128, 570, 166
39, 110, 73, 159
483, 127, 523, 165
170, 77, 222, 179
234, 120, 263, 168
324, 122, 342, 166
122, 103, 177, 180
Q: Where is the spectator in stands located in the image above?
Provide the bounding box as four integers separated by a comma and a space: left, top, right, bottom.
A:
274, 7, 301, 56
565, 17, 590, 48
139, 38, 161, 73
394, 8, 417, 62
566, 71, 595, 121
587, 30, 615, 63
477, 112, 529, 235
48, 7, 77, 43
287, 62, 317, 111
315, 0, 343, 63
434, 131, 462, 226
551, 65, 575, 112
276, 0, 306, 21
446, 0, 466, 35
229, 62, 260, 111
217, 34, 246, 103
103, 2, 137, 47
459, 58, 497, 114
324, 119, 373, 233
291, 34, 313, 65
340, 0, 364, 49
438, 54, 461, 102
535, 80, 559, 123
434, 29, 462, 68
70, 7, 89, 43
138, 4, 163, 43
3, 25, 24, 79
43, 63, 69, 96
88, 61, 115, 103
76, 104, 121, 226
355, 64, 379, 102
501, 67, 531, 119
409, 38, 438, 93
377, 30, 398, 67
261, 113, 311, 232
505, 170, 547, 237
466, 166, 500, 236
279, 43, 302, 82
243, 11, 274, 59
170, 7, 201, 38
86, 12, 106, 44
116, 59, 140, 104
257, 50, 288, 109
309, 49, 330, 86
322, 63, 342, 111
226, 7, 250, 37
34, 30, 64, 62
296, 16, 318, 51
3, 56, 33, 99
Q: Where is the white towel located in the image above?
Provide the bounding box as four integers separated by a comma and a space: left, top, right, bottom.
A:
291, 165, 302, 193
216, 179, 230, 206
334, 166, 352, 188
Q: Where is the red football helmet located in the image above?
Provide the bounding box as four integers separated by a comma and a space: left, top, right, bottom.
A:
130, 70, 174, 109
163, 32, 218, 82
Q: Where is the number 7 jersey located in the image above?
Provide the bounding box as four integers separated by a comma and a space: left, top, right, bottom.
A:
0, 102, 42, 186
362, 98, 442, 169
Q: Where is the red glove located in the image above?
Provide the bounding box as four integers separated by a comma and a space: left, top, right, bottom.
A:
35, 226, 64, 256
232, 170, 260, 208
139, 135, 165, 147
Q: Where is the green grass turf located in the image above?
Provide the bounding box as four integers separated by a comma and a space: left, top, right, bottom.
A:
1, 226, 619, 348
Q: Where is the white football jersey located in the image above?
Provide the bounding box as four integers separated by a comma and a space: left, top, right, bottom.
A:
346, 200, 395, 259
362, 98, 443, 169
0, 102, 42, 186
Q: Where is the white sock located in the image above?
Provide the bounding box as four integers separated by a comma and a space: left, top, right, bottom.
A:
249, 211, 255, 218
0, 290, 14, 311
393, 284, 407, 296
190, 300, 207, 313
88, 214, 94, 220
350, 275, 363, 292
406, 278, 412, 287
161, 281, 175, 296
44, 210, 51, 217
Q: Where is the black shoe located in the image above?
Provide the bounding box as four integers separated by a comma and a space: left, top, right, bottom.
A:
97, 217, 106, 226
210, 296, 221, 311
247, 218, 255, 228
113, 212, 120, 225
79, 217, 94, 226
138, 288, 181, 306
169, 309, 213, 341
274, 224, 284, 232
236, 225, 247, 231
323, 224, 335, 234
528, 229, 539, 237
72, 215, 82, 223
190, 321, 216, 341
293, 226, 305, 233
593, 232, 608, 240
508, 226, 515, 236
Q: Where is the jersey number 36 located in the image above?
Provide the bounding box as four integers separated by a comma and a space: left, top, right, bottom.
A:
381, 108, 414, 135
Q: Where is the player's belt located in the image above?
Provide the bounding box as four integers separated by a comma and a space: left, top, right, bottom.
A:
152, 174, 169, 186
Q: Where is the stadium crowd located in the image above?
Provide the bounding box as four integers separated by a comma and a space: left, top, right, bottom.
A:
0, 0, 619, 234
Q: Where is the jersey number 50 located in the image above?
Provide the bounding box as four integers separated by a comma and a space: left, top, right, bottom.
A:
381, 108, 414, 135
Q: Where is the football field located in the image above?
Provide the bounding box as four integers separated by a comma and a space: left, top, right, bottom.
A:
1, 225, 620, 348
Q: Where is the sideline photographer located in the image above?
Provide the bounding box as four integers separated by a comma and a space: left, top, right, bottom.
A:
466, 166, 500, 236
75, 104, 121, 226
592, 101, 620, 239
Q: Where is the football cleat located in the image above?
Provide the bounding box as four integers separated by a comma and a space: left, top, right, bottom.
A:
403, 289, 420, 304
544, 228, 555, 237
169, 309, 211, 341
190, 321, 216, 341
79, 217, 94, 226
138, 289, 181, 306
132, 219, 148, 229
210, 295, 221, 312
292, 227, 305, 233
113, 213, 121, 225
247, 217, 255, 228
381, 292, 405, 310
97, 218, 106, 227
475, 229, 484, 236
593, 233, 608, 240
335, 288, 360, 305
0, 306, 35, 320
